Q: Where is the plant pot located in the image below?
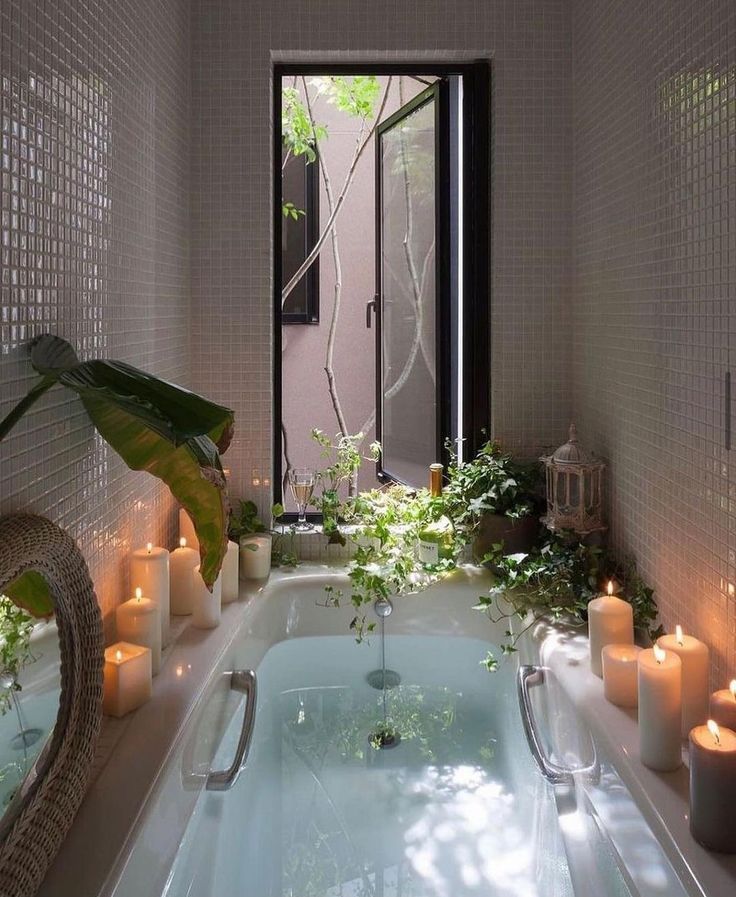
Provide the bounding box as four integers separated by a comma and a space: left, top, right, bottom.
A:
239, 534, 272, 580
472, 513, 538, 562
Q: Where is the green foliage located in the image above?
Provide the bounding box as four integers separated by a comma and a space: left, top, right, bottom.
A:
3, 571, 52, 619
228, 500, 268, 540
0, 335, 233, 597
282, 201, 305, 221
0, 597, 35, 715
282, 86, 327, 162
309, 75, 381, 120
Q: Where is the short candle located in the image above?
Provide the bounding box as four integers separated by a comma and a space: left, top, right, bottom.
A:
115, 587, 162, 675
103, 641, 152, 718
689, 720, 736, 853
656, 625, 709, 736
602, 644, 642, 707
709, 679, 736, 732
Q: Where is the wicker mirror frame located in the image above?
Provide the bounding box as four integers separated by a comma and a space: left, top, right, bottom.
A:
0, 514, 103, 897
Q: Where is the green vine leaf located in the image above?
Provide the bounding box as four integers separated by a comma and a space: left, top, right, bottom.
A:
3, 571, 53, 619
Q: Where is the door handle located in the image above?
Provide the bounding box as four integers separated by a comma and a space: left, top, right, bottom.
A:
366, 295, 377, 328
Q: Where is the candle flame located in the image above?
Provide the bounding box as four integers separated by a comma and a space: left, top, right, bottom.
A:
146, 542, 153, 554
175, 665, 184, 678
730, 680, 736, 700
135, 587, 142, 601
653, 644, 666, 664
707, 719, 721, 745
675, 624, 684, 645
115, 649, 123, 662
179, 537, 187, 548
607, 580, 613, 596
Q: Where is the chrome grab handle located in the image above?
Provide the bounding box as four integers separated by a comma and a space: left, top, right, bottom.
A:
517, 664, 598, 786
206, 669, 257, 792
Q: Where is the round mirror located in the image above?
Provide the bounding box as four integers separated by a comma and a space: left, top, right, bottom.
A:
0, 514, 103, 897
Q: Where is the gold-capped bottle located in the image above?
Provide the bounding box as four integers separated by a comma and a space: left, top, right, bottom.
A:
417, 463, 455, 564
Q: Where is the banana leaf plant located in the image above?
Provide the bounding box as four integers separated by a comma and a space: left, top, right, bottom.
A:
0, 335, 234, 616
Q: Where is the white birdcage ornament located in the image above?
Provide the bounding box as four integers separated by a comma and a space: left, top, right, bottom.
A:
541, 424, 606, 535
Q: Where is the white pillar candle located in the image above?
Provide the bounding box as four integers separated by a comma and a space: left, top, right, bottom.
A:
103, 642, 152, 718
602, 644, 642, 707
130, 543, 170, 647
637, 645, 682, 771
239, 534, 272, 580
689, 720, 736, 853
116, 588, 162, 676
221, 540, 239, 603
192, 566, 221, 629
657, 626, 709, 736
179, 507, 198, 549
588, 581, 634, 677
170, 537, 200, 615
709, 680, 736, 731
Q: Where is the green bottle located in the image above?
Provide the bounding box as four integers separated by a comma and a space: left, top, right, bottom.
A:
417, 463, 454, 564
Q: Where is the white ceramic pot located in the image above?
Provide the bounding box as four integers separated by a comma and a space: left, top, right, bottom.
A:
239, 534, 272, 580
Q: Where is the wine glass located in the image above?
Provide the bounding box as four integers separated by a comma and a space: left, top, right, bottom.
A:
288, 468, 316, 531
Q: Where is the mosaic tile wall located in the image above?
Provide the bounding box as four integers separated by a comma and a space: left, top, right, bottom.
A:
0, 0, 191, 635
190, 0, 574, 512
571, 0, 736, 684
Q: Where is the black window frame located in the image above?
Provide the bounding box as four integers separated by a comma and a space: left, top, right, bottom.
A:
273, 61, 491, 512
281, 145, 320, 325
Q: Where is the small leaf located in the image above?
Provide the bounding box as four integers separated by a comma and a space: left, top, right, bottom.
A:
4, 571, 54, 618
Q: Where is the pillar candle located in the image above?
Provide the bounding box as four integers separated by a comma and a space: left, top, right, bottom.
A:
130, 543, 170, 647
657, 626, 709, 736
240, 534, 272, 580
103, 642, 152, 718
191, 566, 221, 629
221, 540, 239, 604
170, 537, 200, 615
179, 507, 198, 549
689, 721, 736, 853
709, 680, 736, 731
588, 581, 634, 677
638, 645, 682, 771
116, 588, 162, 675
602, 644, 642, 707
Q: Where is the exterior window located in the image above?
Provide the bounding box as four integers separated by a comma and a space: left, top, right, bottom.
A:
281, 151, 319, 324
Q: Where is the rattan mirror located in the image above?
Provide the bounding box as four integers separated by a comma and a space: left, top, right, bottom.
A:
0, 514, 103, 897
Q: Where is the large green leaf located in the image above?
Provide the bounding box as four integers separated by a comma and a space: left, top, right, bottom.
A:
4, 571, 54, 618
0, 335, 234, 590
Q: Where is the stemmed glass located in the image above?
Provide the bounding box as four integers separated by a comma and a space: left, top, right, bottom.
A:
288, 468, 316, 531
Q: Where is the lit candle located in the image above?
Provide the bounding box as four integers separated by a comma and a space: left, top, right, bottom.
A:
130, 542, 171, 647
588, 581, 634, 677
657, 625, 709, 736
221, 540, 240, 604
637, 645, 682, 771
709, 680, 736, 732
191, 566, 222, 629
179, 507, 198, 550
602, 644, 642, 707
689, 720, 736, 853
115, 588, 162, 675
170, 537, 199, 615
103, 641, 152, 717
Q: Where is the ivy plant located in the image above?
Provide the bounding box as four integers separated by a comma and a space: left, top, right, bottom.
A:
0, 597, 35, 715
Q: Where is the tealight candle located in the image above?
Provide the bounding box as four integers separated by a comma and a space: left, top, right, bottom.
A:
689, 720, 736, 853
103, 642, 152, 717
116, 588, 162, 675
637, 645, 682, 771
170, 537, 200, 615
191, 566, 222, 629
602, 644, 642, 707
221, 540, 239, 604
179, 508, 198, 549
657, 625, 709, 736
709, 680, 736, 732
588, 581, 634, 677
130, 543, 170, 647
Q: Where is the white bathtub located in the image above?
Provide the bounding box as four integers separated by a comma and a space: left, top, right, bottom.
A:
37, 566, 735, 897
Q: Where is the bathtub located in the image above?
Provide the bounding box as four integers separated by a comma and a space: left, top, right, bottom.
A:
38, 566, 735, 897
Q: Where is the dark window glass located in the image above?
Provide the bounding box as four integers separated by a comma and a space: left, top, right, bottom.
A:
282, 151, 319, 323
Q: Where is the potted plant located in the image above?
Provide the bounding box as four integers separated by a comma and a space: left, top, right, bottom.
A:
443, 440, 541, 561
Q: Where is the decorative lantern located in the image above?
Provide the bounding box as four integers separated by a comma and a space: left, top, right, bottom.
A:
541, 424, 605, 535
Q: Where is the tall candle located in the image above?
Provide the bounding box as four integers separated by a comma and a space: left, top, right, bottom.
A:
588, 581, 634, 677
179, 508, 198, 549
689, 721, 736, 853
191, 566, 221, 629
116, 588, 162, 675
709, 680, 736, 731
130, 543, 170, 647
103, 642, 152, 717
638, 645, 682, 771
657, 626, 709, 736
221, 540, 239, 604
170, 537, 199, 615
602, 644, 642, 707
